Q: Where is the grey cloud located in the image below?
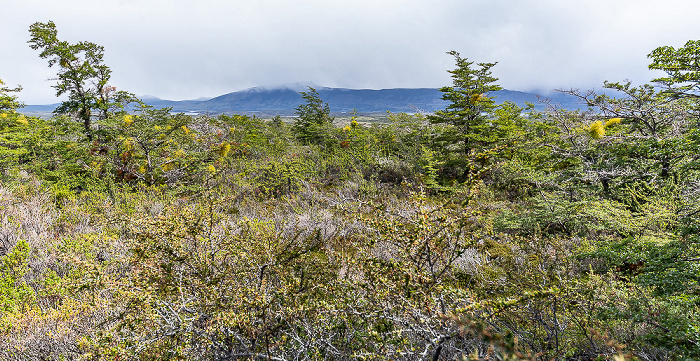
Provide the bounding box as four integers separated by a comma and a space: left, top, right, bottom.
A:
2, 0, 700, 104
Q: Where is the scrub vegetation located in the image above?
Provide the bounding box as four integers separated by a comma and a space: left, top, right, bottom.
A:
0, 21, 699, 360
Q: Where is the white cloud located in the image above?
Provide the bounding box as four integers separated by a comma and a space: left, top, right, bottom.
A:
2, 0, 699, 103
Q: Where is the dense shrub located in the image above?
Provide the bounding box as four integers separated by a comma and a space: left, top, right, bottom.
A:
3, 34, 700, 360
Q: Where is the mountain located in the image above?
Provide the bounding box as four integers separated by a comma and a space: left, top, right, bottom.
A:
163, 86, 587, 115
22, 85, 588, 117
135, 95, 205, 112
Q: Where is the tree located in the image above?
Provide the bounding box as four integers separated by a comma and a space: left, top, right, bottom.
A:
648, 40, 700, 99
0, 79, 24, 113
0, 79, 29, 172
547, 43, 700, 358
428, 51, 502, 183
99, 105, 210, 186
28, 21, 135, 139
292, 87, 334, 145
551, 82, 694, 199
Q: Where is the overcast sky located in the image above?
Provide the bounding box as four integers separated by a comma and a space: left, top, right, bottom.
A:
2, 0, 699, 104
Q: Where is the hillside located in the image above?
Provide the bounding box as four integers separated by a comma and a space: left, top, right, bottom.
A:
138, 87, 587, 115
22, 86, 586, 117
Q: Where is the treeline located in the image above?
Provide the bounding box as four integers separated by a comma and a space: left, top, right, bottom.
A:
0, 22, 698, 360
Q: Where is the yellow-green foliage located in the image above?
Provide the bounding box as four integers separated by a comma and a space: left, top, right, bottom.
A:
606, 117, 622, 126
470, 93, 485, 103
587, 120, 606, 139
0, 240, 34, 314
98, 201, 349, 359
15, 115, 28, 125
102, 106, 219, 185
0, 78, 23, 112
0, 111, 32, 169
122, 114, 134, 127
218, 141, 231, 157
6, 30, 699, 360
585, 118, 622, 139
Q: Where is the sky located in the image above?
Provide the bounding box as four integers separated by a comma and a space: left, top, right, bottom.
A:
2, 0, 699, 104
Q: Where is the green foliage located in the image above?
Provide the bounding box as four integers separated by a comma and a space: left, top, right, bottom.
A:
6, 29, 700, 360
292, 87, 335, 146
580, 184, 700, 358
99, 201, 354, 359
28, 21, 137, 138
247, 156, 312, 197
428, 51, 503, 183
0, 79, 29, 173
215, 113, 290, 158
98, 106, 212, 186
0, 78, 24, 113
417, 145, 444, 191
381, 112, 430, 157
0, 114, 100, 201
648, 39, 700, 98
542, 84, 695, 207
0, 240, 34, 315
0, 115, 31, 173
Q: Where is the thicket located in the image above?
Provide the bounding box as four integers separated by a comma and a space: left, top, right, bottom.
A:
0, 23, 698, 360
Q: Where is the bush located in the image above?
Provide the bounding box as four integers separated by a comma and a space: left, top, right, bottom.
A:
0, 240, 33, 315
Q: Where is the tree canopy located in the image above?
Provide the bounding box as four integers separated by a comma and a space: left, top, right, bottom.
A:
292, 86, 334, 145
28, 21, 136, 138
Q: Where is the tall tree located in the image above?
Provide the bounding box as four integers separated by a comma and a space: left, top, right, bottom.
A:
428, 51, 502, 183
28, 21, 134, 139
292, 87, 334, 145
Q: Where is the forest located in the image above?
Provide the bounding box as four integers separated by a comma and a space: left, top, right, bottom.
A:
0, 21, 699, 360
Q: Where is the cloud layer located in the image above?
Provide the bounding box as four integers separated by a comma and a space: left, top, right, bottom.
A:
2, 0, 698, 104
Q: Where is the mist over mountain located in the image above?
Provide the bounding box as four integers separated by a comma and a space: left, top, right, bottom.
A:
22, 85, 587, 117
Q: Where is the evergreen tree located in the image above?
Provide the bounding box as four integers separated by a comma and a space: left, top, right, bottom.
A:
0, 79, 29, 172
292, 87, 334, 145
428, 51, 502, 183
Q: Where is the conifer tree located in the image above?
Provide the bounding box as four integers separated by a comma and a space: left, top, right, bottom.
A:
428, 51, 502, 183
0, 79, 29, 171
292, 87, 334, 145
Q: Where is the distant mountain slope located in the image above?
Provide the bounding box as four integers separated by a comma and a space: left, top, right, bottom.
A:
23, 86, 588, 117
192, 87, 450, 114
186, 86, 586, 115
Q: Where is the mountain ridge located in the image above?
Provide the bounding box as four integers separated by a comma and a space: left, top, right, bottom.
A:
22, 85, 587, 117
